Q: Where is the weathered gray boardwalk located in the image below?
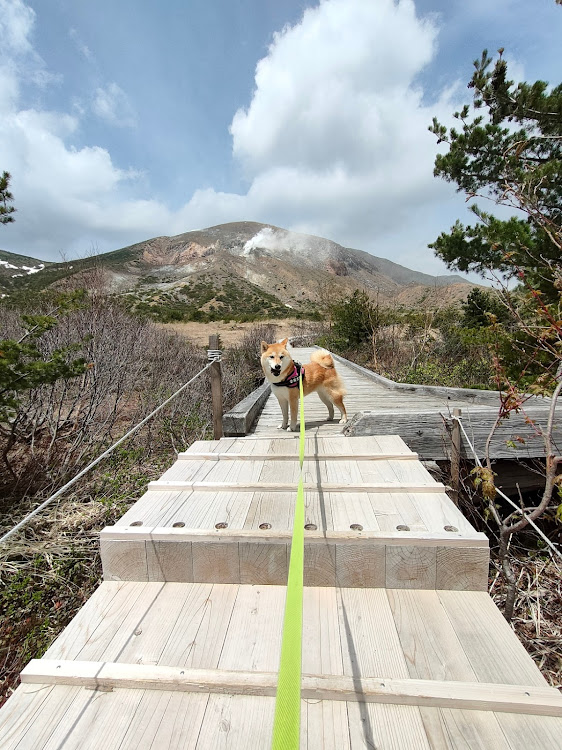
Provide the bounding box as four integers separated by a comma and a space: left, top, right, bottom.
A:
251, 347, 558, 461
253, 347, 479, 436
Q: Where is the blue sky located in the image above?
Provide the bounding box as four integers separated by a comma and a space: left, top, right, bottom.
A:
0, 0, 560, 275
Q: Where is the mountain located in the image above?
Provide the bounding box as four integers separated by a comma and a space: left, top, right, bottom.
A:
0, 249, 51, 294
1, 222, 475, 318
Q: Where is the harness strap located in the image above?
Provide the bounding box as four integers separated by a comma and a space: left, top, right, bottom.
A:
272, 361, 304, 389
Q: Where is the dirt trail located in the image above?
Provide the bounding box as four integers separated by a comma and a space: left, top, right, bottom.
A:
157, 319, 301, 347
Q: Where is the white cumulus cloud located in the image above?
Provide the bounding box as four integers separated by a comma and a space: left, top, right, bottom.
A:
92, 82, 137, 128
1, 0, 479, 274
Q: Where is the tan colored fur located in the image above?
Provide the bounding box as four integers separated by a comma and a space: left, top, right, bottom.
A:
260, 338, 348, 431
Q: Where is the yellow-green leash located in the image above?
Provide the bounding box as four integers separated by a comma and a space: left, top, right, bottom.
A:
271, 371, 306, 749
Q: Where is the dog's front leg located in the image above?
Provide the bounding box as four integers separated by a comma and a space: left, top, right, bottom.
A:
288, 390, 299, 432
278, 397, 289, 430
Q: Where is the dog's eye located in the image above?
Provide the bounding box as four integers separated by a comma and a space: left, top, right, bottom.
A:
269, 355, 274, 359
279, 355, 284, 359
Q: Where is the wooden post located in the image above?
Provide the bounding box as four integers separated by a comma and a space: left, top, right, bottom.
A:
209, 334, 223, 439
450, 408, 461, 506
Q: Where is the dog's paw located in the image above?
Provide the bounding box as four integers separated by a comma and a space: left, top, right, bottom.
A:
289, 424, 298, 432
278, 423, 288, 430
339, 416, 348, 424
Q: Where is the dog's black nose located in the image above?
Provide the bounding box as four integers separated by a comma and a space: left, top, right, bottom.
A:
272, 366, 281, 375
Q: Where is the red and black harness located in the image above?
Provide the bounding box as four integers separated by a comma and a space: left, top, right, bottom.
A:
272, 361, 304, 389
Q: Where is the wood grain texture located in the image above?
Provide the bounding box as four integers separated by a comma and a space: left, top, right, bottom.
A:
435, 547, 489, 591
385, 546, 437, 589
21, 660, 562, 715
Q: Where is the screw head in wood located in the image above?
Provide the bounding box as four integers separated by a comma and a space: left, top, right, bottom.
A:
215, 522, 228, 529
259, 523, 272, 530
350, 524, 363, 531
304, 523, 317, 531
130, 521, 143, 527
172, 522, 185, 528
396, 524, 410, 531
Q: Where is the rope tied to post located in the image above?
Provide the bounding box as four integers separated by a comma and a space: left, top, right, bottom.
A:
0, 360, 215, 546
272, 370, 306, 749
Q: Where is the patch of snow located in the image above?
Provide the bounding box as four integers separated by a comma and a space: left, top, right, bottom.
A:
11, 273, 24, 277
285, 303, 294, 308
0, 259, 18, 270
21, 264, 45, 275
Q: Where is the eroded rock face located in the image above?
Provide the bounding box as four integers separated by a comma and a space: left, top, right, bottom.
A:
326, 259, 348, 276
142, 240, 215, 265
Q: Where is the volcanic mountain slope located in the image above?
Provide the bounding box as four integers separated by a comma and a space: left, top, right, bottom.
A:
2, 222, 474, 316
0, 249, 51, 294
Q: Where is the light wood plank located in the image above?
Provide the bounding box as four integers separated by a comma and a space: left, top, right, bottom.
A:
346, 702, 432, 749
44, 581, 147, 661
338, 588, 411, 678
196, 694, 274, 749
302, 587, 343, 677
387, 589, 477, 683
418, 708, 513, 750
218, 586, 284, 673
178, 451, 420, 461
437, 590, 550, 687
100, 525, 487, 547
159, 583, 237, 669
117, 691, 209, 749
302, 700, 351, 749
147, 480, 447, 493
20, 662, 562, 716
0, 684, 79, 750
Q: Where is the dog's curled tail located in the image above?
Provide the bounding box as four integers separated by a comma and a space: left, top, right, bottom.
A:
310, 349, 335, 369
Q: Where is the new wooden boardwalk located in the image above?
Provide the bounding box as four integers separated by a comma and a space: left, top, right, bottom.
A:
1, 423, 562, 747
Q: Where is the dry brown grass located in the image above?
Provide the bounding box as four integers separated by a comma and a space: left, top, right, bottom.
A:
490, 556, 562, 689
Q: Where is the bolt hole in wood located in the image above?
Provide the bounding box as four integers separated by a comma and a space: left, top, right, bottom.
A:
172, 522, 185, 528
350, 524, 363, 531
396, 524, 410, 531
130, 521, 143, 527
444, 525, 459, 532
305, 523, 317, 531
259, 523, 272, 530
215, 522, 228, 529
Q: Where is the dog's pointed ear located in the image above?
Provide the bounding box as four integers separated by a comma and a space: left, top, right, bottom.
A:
261, 341, 269, 353
280, 337, 289, 347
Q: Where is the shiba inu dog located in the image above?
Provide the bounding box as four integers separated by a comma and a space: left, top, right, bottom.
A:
260, 339, 348, 431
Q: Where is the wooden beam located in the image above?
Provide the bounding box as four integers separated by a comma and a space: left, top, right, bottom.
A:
100, 525, 488, 547
146, 480, 446, 493
209, 334, 223, 440
450, 407, 461, 506
344, 406, 559, 460
177, 452, 420, 461
21, 660, 562, 716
